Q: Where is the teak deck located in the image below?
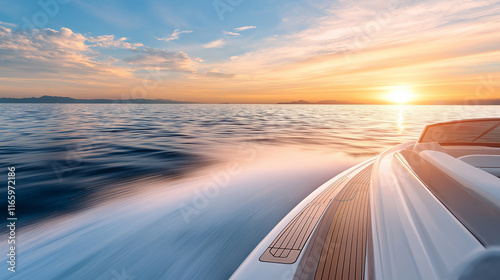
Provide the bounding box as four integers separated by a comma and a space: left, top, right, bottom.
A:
260, 164, 373, 280
259, 170, 351, 264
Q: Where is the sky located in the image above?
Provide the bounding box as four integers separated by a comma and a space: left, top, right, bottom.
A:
0, 0, 499, 103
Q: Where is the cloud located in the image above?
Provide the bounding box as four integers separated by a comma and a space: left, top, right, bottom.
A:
0, 21, 16, 27
124, 48, 201, 72
203, 70, 236, 78
234, 26, 256, 32
157, 29, 193, 42
0, 26, 88, 55
222, 26, 256, 38
0, 26, 141, 97
88, 35, 143, 49
203, 39, 225, 48
0, 24, 203, 82
206, 26, 256, 51
223, 31, 240, 37
0, 24, 207, 98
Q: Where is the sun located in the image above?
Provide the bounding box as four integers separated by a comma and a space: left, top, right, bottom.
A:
386, 86, 414, 104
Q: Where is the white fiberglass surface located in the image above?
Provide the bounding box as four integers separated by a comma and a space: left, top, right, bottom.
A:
370, 148, 483, 280
420, 151, 500, 209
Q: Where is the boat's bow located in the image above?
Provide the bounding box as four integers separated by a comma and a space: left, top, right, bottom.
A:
232, 118, 500, 280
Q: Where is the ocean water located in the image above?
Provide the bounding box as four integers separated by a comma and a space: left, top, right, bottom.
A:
1, 104, 499, 279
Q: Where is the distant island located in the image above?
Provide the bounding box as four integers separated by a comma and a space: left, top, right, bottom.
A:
0, 96, 499, 105
277, 99, 500, 105
0, 95, 196, 104
277, 100, 357, 104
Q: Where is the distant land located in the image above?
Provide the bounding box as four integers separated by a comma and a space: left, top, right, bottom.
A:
277, 99, 500, 105
277, 100, 356, 104
0, 96, 499, 105
0, 95, 196, 104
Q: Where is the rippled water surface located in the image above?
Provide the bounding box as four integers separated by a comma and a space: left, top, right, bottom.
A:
1, 104, 499, 279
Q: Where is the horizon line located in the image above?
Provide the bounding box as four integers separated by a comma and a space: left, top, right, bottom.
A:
0, 95, 499, 105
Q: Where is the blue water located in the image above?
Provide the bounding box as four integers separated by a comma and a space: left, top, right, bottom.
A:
1, 104, 499, 279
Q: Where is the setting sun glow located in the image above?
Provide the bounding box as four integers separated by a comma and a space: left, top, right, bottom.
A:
387, 87, 414, 104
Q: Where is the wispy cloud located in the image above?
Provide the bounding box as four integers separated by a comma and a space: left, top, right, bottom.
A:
203, 70, 236, 78
124, 48, 201, 72
88, 35, 143, 49
223, 31, 240, 37
0, 21, 16, 27
203, 39, 225, 48
156, 29, 192, 42
234, 26, 256, 32
222, 26, 256, 37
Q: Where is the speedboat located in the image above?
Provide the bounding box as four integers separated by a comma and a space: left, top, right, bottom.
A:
231, 118, 500, 280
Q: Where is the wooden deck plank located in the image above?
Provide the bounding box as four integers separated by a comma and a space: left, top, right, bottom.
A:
317, 181, 354, 279
294, 193, 347, 279
295, 205, 327, 250
260, 173, 351, 264
322, 183, 352, 279
343, 176, 364, 279
294, 164, 372, 280
274, 204, 315, 249
356, 176, 369, 278
281, 206, 315, 249
333, 170, 364, 280
356, 179, 370, 279
319, 195, 348, 280
353, 170, 369, 279
332, 201, 351, 279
